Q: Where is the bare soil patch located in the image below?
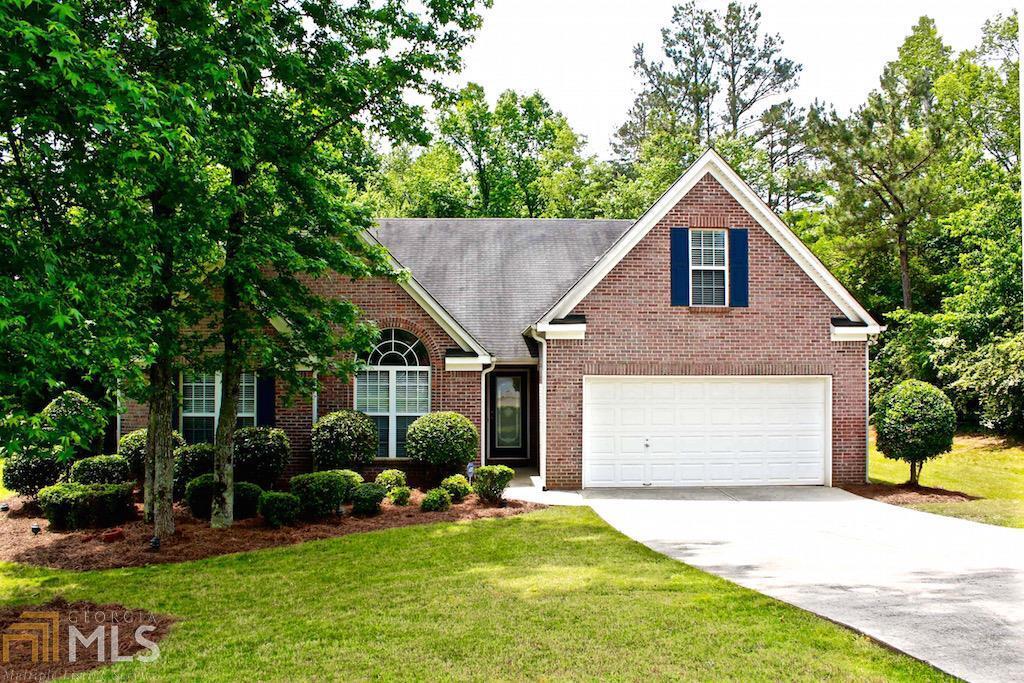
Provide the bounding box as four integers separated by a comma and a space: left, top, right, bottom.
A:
0, 491, 542, 571
0, 597, 173, 681
842, 483, 979, 505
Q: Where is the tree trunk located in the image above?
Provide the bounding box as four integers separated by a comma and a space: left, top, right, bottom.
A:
909, 460, 920, 486
147, 358, 176, 539
897, 225, 912, 311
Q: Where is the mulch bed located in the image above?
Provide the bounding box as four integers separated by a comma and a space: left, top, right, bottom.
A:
0, 491, 542, 571
0, 596, 174, 681
842, 483, 979, 505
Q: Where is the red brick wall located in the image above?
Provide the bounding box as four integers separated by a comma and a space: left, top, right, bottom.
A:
544, 173, 868, 489
121, 277, 483, 487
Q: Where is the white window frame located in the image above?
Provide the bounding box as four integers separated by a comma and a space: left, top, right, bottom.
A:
179, 370, 257, 442
689, 228, 729, 307
355, 366, 431, 459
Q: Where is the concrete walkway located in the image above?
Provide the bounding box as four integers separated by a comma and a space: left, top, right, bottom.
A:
509, 484, 1024, 682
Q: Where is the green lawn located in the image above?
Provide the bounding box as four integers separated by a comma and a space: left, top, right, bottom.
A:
869, 434, 1024, 528
0, 507, 943, 681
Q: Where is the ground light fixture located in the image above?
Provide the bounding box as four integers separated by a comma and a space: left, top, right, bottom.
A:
30, 523, 40, 535
150, 536, 161, 551
0, 502, 9, 512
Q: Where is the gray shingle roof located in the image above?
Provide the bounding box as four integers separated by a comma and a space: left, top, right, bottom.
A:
371, 218, 634, 359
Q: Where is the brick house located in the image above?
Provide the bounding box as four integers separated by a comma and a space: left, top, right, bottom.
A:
120, 150, 881, 489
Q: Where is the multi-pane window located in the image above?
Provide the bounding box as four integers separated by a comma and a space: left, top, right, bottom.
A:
180, 370, 257, 444
690, 229, 728, 306
355, 329, 430, 458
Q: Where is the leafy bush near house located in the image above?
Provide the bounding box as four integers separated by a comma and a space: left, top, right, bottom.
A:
234, 427, 291, 489
311, 410, 378, 469
259, 491, 301, 528
184, 474, 217, 520
420, 487, 452, 512
40, 390, 105, 458
472, 465, 515, 503
70, 455, 132, 485
234, 482, 265, 519
405, 412, 478, 470
351, 483, 387, 516
173, 443, 215, 499
118, 428, 185, 480
875, 380, 957, 485
388, 485, 411, 506
331, 469, 364, 503
2, 448, 67, 497
37, 482, 134, 530
290, 471, 347, 519
374, 469, 407, 492
440, 474, 472, 502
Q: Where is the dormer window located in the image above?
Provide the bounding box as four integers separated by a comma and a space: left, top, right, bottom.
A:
689, 229, 728, 306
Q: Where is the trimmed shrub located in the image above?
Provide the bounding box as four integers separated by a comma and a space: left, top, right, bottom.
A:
405, 412, 478, 471
875, 380, 957, 485
351, 483, 387, 516
472, 465, 515, 503
290, 471, 347, 519
234, 482, 264, 520
311, 410, 378, 470
40, 390, 105, 458
259, 491, 300, 528
388, 485, 411, 506
183, 474, 217, 520
440, 474, 472, 503
37, 482, 134, 530
332, 469, 364, 503
374, 469, 407, 492
420, 487, 452, 512
117, 428, 185, 480
234, 427, 291, 489
70, 455, 132, 485
1, 449, 66, 497
173, 443, 215, 499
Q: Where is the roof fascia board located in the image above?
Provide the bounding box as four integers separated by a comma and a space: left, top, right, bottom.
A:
538, 148, 879, 328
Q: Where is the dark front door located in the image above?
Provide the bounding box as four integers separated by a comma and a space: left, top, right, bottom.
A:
488, 368, 532, 461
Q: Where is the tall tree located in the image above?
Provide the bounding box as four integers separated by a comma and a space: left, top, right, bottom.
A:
755, 100, 819, 212
205, 0, 487, 527
365, 144, 472, 218
809, 17, 954, 312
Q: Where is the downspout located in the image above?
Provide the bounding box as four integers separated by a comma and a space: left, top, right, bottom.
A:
311, 370, 319, 427
527, 326, 547, 489
480, 360, 496, 466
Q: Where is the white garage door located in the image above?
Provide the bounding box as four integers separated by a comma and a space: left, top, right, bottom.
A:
583, 376, 829, 487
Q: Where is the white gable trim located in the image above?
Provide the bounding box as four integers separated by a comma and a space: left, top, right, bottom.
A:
538, 148, 880, 328
363, 231, 493, 359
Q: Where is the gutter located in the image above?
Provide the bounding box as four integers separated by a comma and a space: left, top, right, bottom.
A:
479, 359, 496, 466
526, 326, 548, 489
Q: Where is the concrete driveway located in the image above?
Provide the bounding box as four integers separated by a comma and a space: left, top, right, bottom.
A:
584, 487, 1024, 683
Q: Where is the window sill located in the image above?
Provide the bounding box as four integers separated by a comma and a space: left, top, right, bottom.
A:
686, 306, 732, 314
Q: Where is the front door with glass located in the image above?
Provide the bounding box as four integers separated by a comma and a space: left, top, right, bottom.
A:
488, 369, 531, 461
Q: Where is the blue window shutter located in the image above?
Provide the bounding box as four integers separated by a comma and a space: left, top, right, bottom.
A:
256, 374, 276, 426
729, 228, 749, 307
670, 227, 690, 306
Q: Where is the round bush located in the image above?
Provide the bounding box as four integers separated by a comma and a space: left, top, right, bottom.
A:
2, 449, 66, 497
388, 485, 411, 506
234, 427, 291, 489
118, 428, 185, 480
875, 380, 956, 484
311, 410, 378, 470
70, 455, 132, 485
259, 491, 300, 528
405, 412, 478, 470
234, 482, 264, 520
420, 487, 452, 512
290, 471, 347, 519
37, 482, 134, 530
352, 483, 387, 516
41, 390, 104, 458
331, 469, 364, 503
173, 443, 215, 499
472, 465, 515, 503
374, 469, 407, 492
184, 473, 217, 520
440, 474, 472, 503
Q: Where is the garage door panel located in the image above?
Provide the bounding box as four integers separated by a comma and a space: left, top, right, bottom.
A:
583, 376, 828, 487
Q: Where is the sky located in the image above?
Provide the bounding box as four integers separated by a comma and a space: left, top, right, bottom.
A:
450, 0, 1017, 158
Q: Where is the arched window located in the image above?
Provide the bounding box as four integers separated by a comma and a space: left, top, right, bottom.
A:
355, 329, 431, 458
